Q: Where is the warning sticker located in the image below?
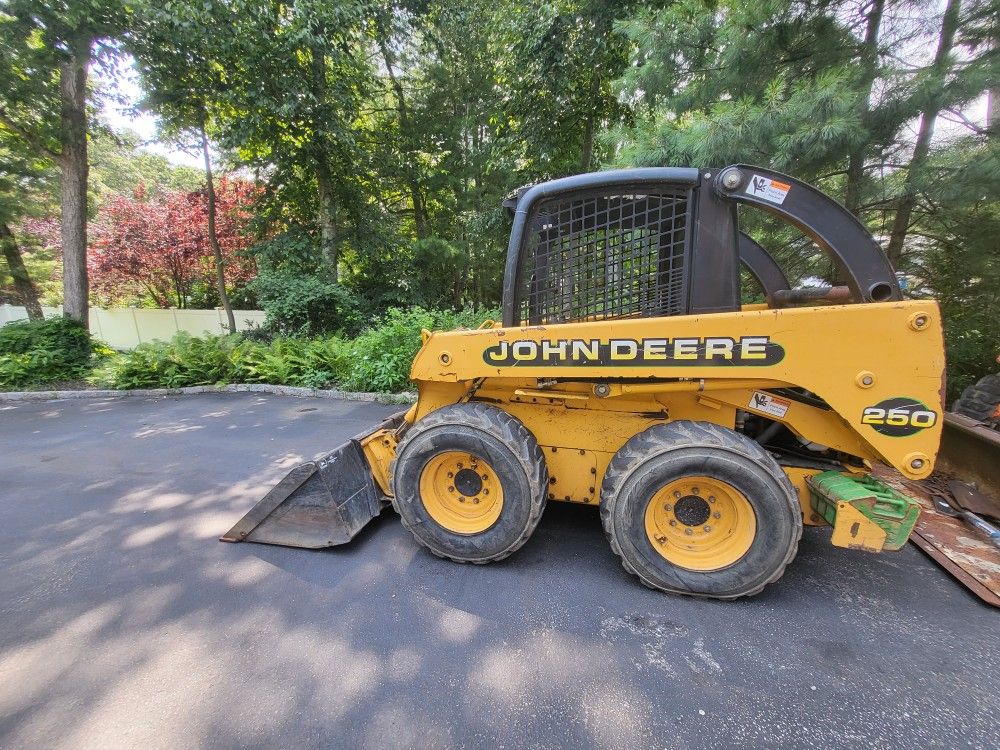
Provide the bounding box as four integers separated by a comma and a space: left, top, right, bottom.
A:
748, 391, 791, 418
746, 175, 791, 205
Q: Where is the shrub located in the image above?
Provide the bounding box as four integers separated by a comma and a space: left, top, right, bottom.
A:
250, 269, 361, 337
93, 332, 242, 389
92, 332, 346, 390
405, 238, 470, 309
341, 306, 500, 393
0, 317, 109, 389
235, 336, 350, 388
940, 304, 1000, 403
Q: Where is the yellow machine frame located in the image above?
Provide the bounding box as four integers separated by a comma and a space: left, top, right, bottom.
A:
363, 300, 944, 532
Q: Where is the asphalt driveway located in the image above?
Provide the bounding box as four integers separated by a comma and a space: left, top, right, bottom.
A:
0, 394, 997, 749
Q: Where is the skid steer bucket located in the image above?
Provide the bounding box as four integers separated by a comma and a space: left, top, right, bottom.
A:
221, 413, 405, 548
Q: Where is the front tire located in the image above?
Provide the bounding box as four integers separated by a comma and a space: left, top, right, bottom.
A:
601, 420, 801, 599
391, 403, 547, 563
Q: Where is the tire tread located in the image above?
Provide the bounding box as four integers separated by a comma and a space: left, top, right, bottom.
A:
390, 402, 547, 564
599, 420, 802, 599
953, 372, 1000, 421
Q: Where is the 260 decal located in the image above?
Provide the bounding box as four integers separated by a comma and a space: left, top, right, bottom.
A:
861, 397, 938, 437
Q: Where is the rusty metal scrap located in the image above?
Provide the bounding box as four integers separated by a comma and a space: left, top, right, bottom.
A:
879, 468, 1000, 608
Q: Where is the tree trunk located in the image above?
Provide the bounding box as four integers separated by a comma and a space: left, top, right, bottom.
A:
580, 72, 601, 172
1, 223, 43, 320
377, 35, 427, 239
884, 0, 961, 266
581, 115, 595, 173
200, 120, 236, 334
987, 29, 998, 133
411, 186, 428, 241
315, 159, 339, 279
59, 38, 90, 329
311, 45, 339, 279
843, 0, 885, 216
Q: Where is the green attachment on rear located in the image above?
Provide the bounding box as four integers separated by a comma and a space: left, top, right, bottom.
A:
807, 471, 921, 551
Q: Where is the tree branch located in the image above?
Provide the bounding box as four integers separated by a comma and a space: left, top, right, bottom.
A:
942, 108, 988, 135
0, 107, 62, 163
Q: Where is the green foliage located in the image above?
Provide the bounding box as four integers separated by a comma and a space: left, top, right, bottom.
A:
247, 226, 377, 336
117, 0, 640, 317
89, 130, 204, 198
609, 1, 882, 179
236, 336, 350, 388
343, 306, 499, 392
250, 268, 362, 337
0, 131, 55, 228
912, 137, 1000, 401
404, 238, 469, 309
492, 0, 633, 174
0, 317, 109, 388
92, 331, 242, 389
90, 306, 500, 393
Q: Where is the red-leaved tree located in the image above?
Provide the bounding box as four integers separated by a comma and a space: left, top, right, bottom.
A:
89, 178, 258, 308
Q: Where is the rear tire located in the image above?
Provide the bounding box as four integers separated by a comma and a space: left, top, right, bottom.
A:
391, 403, 547, 563
600, 420, 801, 599
952, 373, 1000, 422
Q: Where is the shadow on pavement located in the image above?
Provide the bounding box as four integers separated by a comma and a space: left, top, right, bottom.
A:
0, 394, 996, 750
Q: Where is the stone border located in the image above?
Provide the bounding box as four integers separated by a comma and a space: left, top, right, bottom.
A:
0, 383, 417, 405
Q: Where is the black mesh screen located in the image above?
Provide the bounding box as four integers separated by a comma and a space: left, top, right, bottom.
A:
517, 189, 691, 325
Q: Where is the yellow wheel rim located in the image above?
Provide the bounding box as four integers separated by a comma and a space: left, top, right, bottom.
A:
419, 451, 504, 534
644, 475, 756, 572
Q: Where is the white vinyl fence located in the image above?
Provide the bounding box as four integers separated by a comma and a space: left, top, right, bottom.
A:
0, 304, 266, 350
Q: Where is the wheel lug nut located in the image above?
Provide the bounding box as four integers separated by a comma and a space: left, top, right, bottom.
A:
448, 486, 454, 492
483, 489, 490, 495
473, 497, 480, 504
704, 525, 711, 532
674, 491, 681, 499
664, 504, 672, 511
713, 512, 721, 519
669, 520, 677, 527
482, 474, 489, 480
708, 496, 716, 503
655, 535, 666, 544
692, 487, 699, 495
447, 472, 454, 478
684, 528, 693, 536
458, 496, 465, 503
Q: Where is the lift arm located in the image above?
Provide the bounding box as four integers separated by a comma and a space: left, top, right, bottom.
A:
716, 165, 901, 304
738, 232, 790, 300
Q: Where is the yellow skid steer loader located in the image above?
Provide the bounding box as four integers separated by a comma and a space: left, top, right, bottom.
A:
223, 165, 945, 599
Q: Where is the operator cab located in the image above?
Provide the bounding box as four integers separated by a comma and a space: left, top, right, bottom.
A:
501, 166, 901, 327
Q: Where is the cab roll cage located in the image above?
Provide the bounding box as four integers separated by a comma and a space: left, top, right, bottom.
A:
501, 164, 900, 328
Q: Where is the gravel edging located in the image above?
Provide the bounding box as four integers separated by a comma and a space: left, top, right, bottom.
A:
0, 383, 417, 405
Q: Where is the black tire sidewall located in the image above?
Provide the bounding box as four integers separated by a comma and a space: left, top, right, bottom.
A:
953, 373, 1000, 420
613, 446, 797, 597
393, 422, 536, 561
